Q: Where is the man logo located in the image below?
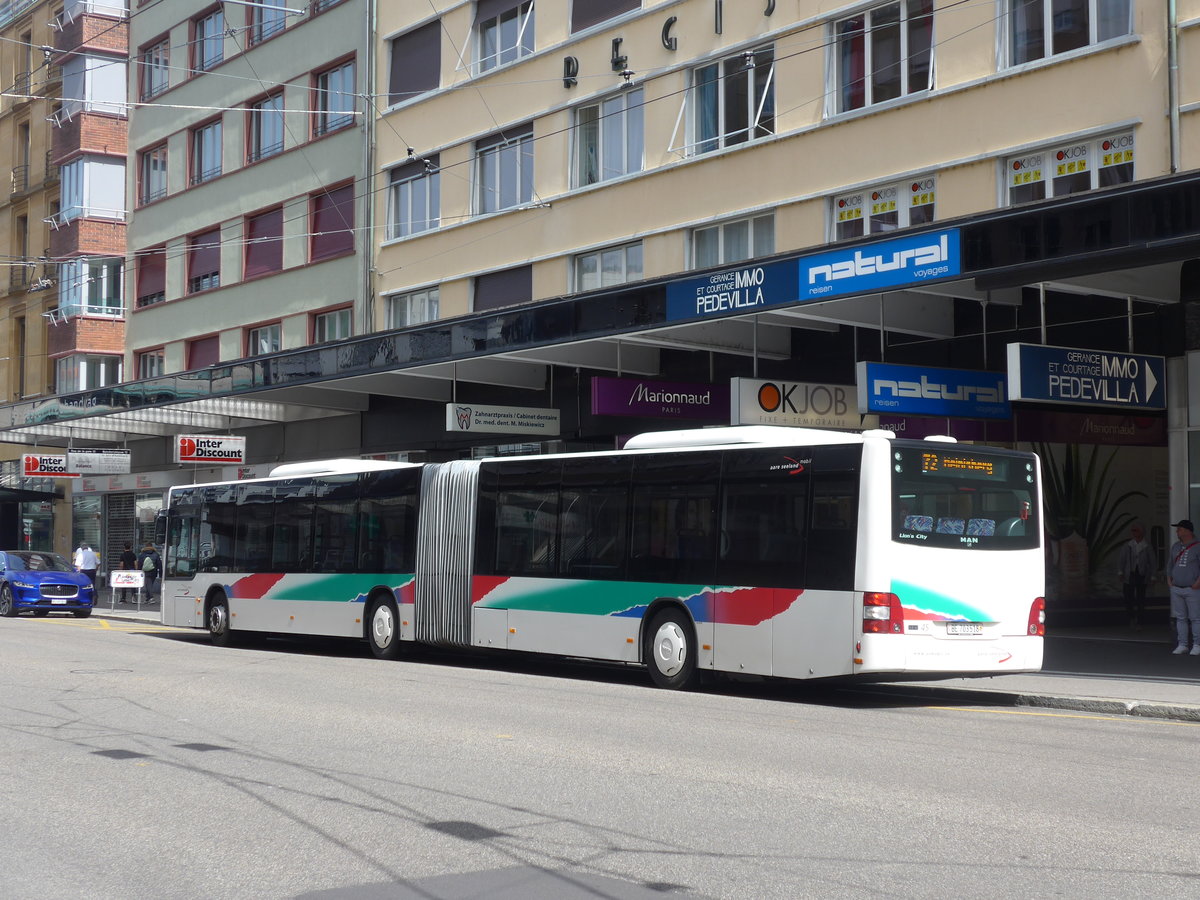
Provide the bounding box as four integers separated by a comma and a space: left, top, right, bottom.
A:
455, 406, 473, 431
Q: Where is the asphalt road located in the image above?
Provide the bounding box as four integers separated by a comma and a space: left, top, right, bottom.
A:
2, 616, 1198, 899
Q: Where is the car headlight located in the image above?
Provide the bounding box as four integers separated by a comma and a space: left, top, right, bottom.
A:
81, 584, 94, 592
12, 581, 34, 588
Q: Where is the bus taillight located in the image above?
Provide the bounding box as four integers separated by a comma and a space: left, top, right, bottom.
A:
863, 592, 903, 634
1028, 597, 1045, 636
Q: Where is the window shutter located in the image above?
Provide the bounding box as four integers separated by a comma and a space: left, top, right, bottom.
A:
187, 335, 220, 369
311, 185, 355, 261
244, 207, 283, 278
389, 20, 441, 105
474, 264, 532, 311
189, 229, 220, 278
137, 247, 165, 300
571, 0, 638, 32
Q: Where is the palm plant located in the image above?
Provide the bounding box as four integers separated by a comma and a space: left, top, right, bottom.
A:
1033, 442, 1145, 574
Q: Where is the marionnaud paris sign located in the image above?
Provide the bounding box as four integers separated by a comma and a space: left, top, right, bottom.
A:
665, 229, 961, 322
591, 376, 728, 420
1006, 343, 1166, 410
857, 361, 1010, 419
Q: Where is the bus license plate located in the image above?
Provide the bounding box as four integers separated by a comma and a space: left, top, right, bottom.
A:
946, 623, 983, 635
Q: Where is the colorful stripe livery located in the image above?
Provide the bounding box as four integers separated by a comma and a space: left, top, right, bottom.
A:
472, 575, 802, 626
222, 572, 416, 606
890, 578, 992, 622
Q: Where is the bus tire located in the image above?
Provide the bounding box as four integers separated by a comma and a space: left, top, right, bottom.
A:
644, 607, 699, 690
367, 593, 403, 661
208, 591, 235, 647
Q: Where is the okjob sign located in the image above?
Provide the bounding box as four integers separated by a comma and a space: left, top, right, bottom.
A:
1006, 343, 1166, 410
857, 362, 1010, 419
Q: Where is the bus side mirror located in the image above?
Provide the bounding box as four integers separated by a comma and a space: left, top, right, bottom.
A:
153, 511, 167, 545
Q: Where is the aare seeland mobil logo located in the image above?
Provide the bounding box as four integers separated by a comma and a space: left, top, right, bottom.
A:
802, 229, 961, 299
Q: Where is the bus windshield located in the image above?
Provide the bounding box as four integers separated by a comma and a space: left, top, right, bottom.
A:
891, 446, 1039, 550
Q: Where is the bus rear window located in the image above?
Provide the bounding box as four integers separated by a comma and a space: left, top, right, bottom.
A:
891, 447, 1039, 550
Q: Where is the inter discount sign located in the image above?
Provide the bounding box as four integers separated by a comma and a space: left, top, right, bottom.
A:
175, 435, 247, 464
22, 454, 78, 477
1006, 343, 1166, 410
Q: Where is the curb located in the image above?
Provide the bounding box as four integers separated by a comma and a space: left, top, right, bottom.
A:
880, 683, 1200, 724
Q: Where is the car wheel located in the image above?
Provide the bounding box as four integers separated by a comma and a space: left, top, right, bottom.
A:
208, 592, 235, 647
0, 584, 15, 617
32, 609, 49, 618
643, 607, 700, 690
73, 607, 92, 618
367, 593, 404, 661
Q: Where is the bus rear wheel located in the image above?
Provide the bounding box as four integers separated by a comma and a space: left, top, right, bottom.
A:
644, 607, 699, 690
208, 592, 234, 647
368, 593, 404, 661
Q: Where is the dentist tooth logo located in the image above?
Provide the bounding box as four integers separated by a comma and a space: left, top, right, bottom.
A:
455, 406, 473, 431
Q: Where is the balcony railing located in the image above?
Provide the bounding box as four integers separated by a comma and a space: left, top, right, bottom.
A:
11, 163, 28, 195
10, 267, 30, 290
44, 150, 58, 184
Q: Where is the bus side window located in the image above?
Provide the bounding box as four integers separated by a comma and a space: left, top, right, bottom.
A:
806, 473, 858, 591
717, 479, 807, 589
495, 488, 559, 576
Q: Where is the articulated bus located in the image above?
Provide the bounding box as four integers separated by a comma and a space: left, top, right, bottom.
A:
158, 426, 1044, 688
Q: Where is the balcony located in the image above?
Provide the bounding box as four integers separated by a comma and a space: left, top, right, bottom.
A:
9, 266, 29, 291
44, 150, 58, 185
10, 163, 28, 195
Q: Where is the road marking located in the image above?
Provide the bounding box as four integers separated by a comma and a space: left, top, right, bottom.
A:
927, 705, 1200, 727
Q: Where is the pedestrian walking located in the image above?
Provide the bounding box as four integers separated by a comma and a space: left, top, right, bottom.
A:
1166, 519, 1200, 655
137, 543, 162, 601
73, 542, 98, 587
1118, 523, 1155, 630
117, 542, 138, 603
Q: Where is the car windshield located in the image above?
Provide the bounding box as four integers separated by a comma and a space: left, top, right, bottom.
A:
5, 551, 75, 573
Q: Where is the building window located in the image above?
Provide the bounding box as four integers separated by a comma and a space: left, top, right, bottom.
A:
312, 0, 345, 11
248, 93, 284, 162
575, 88, 643, 187
188, 228, 221, 293
138, 144, 167, 205
1008, 0, 1130, 65
310, 184, 355, 261
690, 46, 775, 155
61, 53, 128, 118
314, 61, 356, 136
193, 8, 225, 73
313, 308, 352, 342
835, 0, 933, 112
191, 119, 222, 185
55, 354, 120, 393
833, 176, 936, 240
247, 323, 281, 356
476, 125, 533, 213
1006, 132, 1135, 205
387, 287, 439, 327
139, 37, 169, 100
571, 0, 638, 32
250, 0, 287, 44
137, 349, 164, 379
136, 246, 166, 307
692, 214, 774, 269
244, 207, 283, 278
575, 241, 643, 292
474, 265, 532, 311
59, 156, 126, 223
58, 257, 123, 317
388, 20, 440, 105
387, 155, 439, 239
477, 1, 534, 72
187, 335, 220, 369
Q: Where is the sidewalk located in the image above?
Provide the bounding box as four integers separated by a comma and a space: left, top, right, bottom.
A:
91, 603, 1200, 721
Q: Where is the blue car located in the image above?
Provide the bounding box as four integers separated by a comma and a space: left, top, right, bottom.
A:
0, 550, 95, 618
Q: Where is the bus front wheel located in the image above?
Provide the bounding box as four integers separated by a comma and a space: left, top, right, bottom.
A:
644, 607, 699, 690
208, 592, 234, 647
368, 594, 403, 661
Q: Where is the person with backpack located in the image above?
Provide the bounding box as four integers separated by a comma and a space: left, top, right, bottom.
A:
137, 543, 162, 601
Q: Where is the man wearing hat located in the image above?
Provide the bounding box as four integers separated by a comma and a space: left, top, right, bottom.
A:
1166, 519, 1200, 655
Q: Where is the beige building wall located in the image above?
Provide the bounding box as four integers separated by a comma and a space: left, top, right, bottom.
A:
374, 0, 1200, 327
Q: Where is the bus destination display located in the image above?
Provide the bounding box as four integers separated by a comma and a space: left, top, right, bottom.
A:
920, 451, 1006, 480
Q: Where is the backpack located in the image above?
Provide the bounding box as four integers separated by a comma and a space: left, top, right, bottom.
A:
142, 554, 156, 572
